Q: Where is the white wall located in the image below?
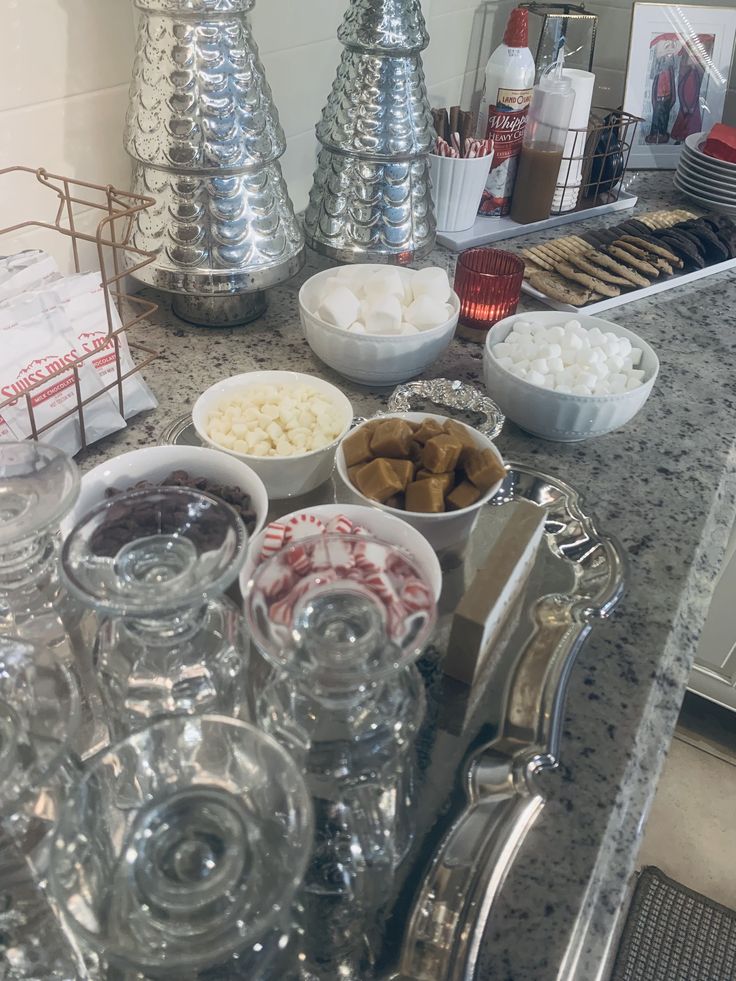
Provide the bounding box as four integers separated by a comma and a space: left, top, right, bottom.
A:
0, 0, 497, 261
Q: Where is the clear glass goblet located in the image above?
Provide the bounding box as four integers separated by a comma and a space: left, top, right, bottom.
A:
0, 441, 107, 763
0, 440, 81, 652
49, 715, 313, 979
61, 487, 250, 739
244, 533, 435, 977
0, 635, 80, 871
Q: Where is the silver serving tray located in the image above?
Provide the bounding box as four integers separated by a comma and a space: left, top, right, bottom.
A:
3, 421, 625, 980
159, 416, 626, 979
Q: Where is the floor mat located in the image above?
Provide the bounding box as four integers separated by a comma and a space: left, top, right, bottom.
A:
611, 866, 736, 981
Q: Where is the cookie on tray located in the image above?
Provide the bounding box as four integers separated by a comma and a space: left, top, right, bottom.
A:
605, 245, 661, 279
581, 250, 651, 287
565, 253, 633, 286
555, 261, 621, 298
702, 216, 736, 258
527, 269, 597, 306
618, 235, 683, 268
655, 231, 705, 269
612, 240, 673, 276
677, 220, 729, 263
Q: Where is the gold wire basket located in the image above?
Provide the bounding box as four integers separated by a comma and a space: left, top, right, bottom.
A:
0, 166, 159, 448
553, 108, 642, 214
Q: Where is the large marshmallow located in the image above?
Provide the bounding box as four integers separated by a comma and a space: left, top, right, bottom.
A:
334, 265, 370, 293
411, 266, 452, 303
405, 295, 449, 329
362, 267, 405, 302
361, 295, 403, 334
318, 285, 361, 329
397, 268, 416, 305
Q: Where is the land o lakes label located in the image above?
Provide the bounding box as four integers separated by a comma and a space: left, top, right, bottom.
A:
479, 87, 532, 217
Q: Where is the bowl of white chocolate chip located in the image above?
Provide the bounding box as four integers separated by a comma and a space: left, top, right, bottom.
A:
299, 264, 460, 386
192, 370, 354, 499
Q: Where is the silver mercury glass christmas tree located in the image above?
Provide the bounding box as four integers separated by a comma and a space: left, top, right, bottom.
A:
304, 0, 436, 265
125, 0, 305, 326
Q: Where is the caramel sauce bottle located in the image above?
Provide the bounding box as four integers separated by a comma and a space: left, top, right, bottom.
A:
510, 51, 576, 225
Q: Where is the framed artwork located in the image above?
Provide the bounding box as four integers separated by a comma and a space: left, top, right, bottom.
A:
623, 2, 736, 168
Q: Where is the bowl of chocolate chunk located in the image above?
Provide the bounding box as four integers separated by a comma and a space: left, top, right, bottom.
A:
336, 412, 506, 552
64, 445, 268, 545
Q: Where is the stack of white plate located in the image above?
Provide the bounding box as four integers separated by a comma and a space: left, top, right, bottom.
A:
675, 131, 736, 215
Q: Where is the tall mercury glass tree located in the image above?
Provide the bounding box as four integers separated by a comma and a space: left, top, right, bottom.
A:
124, 0, 305, 326
304, 0, 436, 264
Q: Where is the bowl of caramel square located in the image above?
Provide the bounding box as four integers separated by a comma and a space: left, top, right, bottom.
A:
335, 412, 506, 553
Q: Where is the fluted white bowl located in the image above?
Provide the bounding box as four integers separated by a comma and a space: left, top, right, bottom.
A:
192, 370, 353, 500
335, 411, 505, 553
299, 265, 459, 387
239, 503, 443, 604
483, 312, 659, 442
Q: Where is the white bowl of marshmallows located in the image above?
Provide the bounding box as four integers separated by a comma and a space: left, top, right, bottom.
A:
299, 264, 459, 386
483, 312, 659, 442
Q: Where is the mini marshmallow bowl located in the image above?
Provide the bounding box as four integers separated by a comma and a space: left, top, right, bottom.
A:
483, 312, 659, 442
299, 264, 460, 386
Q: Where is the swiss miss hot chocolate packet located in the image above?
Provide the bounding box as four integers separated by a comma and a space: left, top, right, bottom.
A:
28, 273, 157, 420
0, 294, 126, 455
0, 250, 62, 300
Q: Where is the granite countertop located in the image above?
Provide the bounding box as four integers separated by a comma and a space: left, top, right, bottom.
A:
78, 171, 736, 981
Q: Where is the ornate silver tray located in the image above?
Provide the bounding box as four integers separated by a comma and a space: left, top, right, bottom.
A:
161, 416, 626, 979
2, 426, 625, 979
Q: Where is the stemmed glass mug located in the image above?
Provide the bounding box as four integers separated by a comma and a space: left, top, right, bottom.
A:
245, 533, 435, 976
0, 440, 81, 653
61, 486, 250, 739
49, 715, 314, 979
0, 635, 80, 873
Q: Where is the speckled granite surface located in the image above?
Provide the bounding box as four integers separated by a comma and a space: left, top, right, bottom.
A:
78, 172, 736, 981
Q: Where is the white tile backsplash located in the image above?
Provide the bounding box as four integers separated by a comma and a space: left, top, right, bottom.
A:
0, 0, 136, 114
0, 1, 489, 224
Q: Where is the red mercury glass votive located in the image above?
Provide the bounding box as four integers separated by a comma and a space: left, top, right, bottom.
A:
454, 248, 525, 342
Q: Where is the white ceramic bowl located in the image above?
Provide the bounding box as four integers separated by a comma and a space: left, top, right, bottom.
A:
335, 411, 505, 553
63, 445, 269, 542
298, 265, 460, 387
192, 370, 353, 500
483, 312, 659, 442
239, 503, 443, 603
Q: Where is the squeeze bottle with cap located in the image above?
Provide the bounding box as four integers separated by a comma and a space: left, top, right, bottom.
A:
510, 49, 576, 225
477, 7, 535, 217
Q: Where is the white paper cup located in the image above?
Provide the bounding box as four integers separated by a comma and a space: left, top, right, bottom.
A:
429, 153, 493, 233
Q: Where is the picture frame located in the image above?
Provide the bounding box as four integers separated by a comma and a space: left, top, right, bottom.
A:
623, 2, 736, 169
